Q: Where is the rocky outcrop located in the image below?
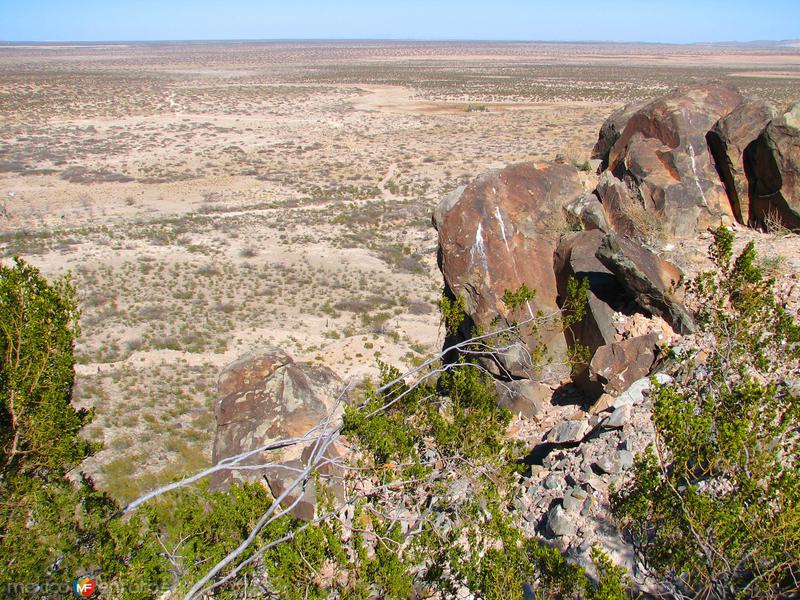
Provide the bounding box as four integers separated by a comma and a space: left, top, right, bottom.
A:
596, 233, 694, 334
211, 348, 344, 519
706, 98, 776, 225
554, 230, 622, 359
433, 81, 796, 408
554, 231, 678, 397
604, 83, 743, 236
434, 161, 585, 381
751, 103, 800, 231
591, 99, 649, 170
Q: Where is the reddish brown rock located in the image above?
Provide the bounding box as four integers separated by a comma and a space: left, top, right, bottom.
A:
266, 444, 345, 521
607, 83, 744, 236
587, 333, 659, 396
751, 103, 800, 231
435, 161, 585, 381
495, 379, 552, 418
591, 99, 649, 170
594, 171, 641, 240
707, 98, 776, 225
595, 233, 694, 335
563, 194, 610, 232
211, 348, 343, 519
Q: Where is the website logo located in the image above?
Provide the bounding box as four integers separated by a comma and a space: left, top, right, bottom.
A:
72, 576, 96, 598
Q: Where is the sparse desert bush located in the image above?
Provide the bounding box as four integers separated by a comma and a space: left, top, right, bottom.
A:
619, 185, 667, 245
407, 300, 432, 315
613, 227, 800, 599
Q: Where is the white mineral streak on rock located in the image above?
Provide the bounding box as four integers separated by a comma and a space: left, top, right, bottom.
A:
491, 206, 534, 319
471, 221, 489, 272
494, 206, 511, 253
687, 144, 708, 206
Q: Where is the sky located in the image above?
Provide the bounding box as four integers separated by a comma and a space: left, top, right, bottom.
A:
1, 0, 799, 44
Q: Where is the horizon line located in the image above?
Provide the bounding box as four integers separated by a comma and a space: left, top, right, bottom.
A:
1, 37, 798, 47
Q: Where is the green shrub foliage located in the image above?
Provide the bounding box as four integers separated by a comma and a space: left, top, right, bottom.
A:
0, 258, 112, 590
342, 358, 627, 599
1, 258, 626, 599
1, 257, 93, 474
612, 227, 800, 599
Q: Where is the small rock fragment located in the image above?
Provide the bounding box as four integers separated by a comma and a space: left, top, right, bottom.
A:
618, 450, 635, 470
590, 393, 615, 414
547, 419, 590, 444
604, 404, 632, 429
544, 474, 564, 490
562, 494, 582, 513
594, 455, 621, 475
548, 504, 577, 537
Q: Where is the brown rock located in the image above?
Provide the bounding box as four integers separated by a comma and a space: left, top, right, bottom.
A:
554, 230, 624, 359
435, 161, 585, 381
266, 444, 346, 521
607, 83, 744, 236
589, 393, 615, 415
211, 348, 343, 520
495, 379, 552, 418
587, 333, 659, 395
707, 98, 776, 225
595, 233, 695, 335
563, 193, 610, 232
264, 461, 317, 521
591, 99, 649, 170
751, 103, 800, 231
594, 172, 640, 239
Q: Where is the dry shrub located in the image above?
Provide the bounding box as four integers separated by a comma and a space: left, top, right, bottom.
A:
616, 186, 667, 246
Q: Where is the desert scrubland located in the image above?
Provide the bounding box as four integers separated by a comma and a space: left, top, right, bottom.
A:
2, 40, 799, 502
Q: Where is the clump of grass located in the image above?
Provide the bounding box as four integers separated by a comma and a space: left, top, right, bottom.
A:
761, 206, 792, 236
239, 245, 258, 258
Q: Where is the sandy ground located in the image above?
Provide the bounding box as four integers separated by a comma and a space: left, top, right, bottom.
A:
1, 40, 798, 501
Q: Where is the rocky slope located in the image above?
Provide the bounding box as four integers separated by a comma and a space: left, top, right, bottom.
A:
209, 82, 800, 590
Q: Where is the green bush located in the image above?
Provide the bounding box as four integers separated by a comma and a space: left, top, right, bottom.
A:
0, 258, 93, 475
343, 357, 627, 599
612, 227, 800, 599
0, 258, 115, 590
1, 257, 627, 598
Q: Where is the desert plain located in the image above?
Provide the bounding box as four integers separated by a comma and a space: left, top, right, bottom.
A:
1, 40, 799, 502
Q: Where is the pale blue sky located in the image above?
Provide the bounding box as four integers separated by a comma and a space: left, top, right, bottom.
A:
1, 0, 799, 44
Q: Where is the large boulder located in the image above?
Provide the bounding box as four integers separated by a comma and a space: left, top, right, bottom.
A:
591, 99, 649, 170
495, 379, 552, 418
211, 348, 344, 519
751, 102, 800, 231
707, 98, 776, 225
595, 233, 694, 335
563, 193, 610, 233
435, 161, 585, 381
264, 444, 345, 521
606, 83, 744, 236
